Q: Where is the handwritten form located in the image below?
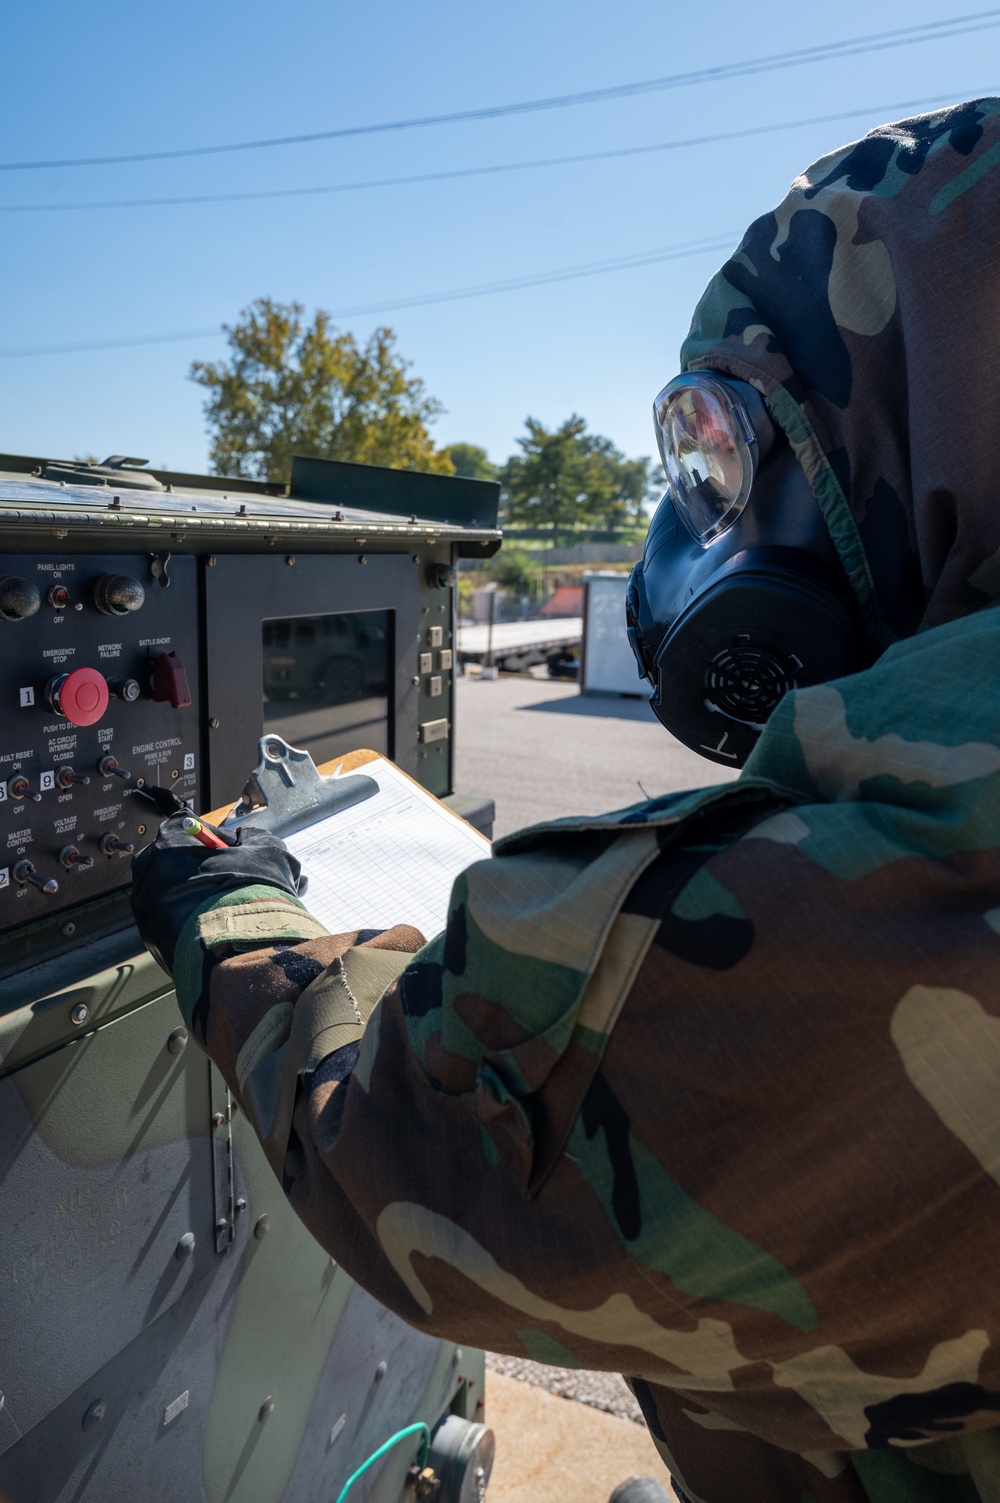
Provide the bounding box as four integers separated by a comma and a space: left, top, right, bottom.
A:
284, 757, 491, 940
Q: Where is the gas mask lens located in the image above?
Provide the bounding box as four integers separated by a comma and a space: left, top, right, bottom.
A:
653, 376, 757, 545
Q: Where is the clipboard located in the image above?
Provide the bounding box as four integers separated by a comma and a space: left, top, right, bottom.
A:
207, 736, 491, 940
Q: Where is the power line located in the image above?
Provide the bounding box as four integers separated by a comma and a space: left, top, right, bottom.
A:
0, 90, 983, 213
327, 234, 740, 317
0, 234, 739, 358
1, 13, 996, 172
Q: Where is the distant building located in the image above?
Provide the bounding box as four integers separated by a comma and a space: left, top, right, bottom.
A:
540, 585, 583, 618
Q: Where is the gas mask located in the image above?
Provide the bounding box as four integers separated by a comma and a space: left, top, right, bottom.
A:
626, 371, 865, 768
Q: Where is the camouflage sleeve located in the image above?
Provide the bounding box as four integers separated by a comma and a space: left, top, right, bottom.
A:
262, 812, 1000, 1503
177, 746, 1000, 1503
170, 881, 426, 1174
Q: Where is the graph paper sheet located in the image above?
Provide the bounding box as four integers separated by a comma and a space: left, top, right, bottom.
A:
284, 756, 491, 940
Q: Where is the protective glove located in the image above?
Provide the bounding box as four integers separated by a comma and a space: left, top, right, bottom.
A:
130, 812, 307, 974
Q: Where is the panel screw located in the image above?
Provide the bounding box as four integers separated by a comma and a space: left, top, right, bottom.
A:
61, 922, 76, 937
207, 556, 217, 567
374, 1361, 387, 1383
235, 1198, 247, 1213
82, 1400, 106, 1431
358, 555, 367, 565
254, 1214, 270, 1240
137, 824, 147, 836
209, 718, 220, 729
411, 676, 420, 686
285, 556, 295, 566
70, 1002, 90, 1026
258, 1397, 274, 1422
212, 1112, 225, 1127
167, 1026, 188, 1055
175, 1232, 195, 1261
216, 1218, 228, 1232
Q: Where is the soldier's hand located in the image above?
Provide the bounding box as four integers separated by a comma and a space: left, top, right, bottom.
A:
130, 813, 307, 974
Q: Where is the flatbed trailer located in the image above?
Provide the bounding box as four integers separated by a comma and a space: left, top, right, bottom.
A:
457, 617, 582, 673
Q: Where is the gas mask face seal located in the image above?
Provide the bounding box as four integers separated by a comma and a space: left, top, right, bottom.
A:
628, 371, 865, 768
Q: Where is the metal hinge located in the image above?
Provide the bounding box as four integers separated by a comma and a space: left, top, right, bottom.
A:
209, 1062, 235, 1253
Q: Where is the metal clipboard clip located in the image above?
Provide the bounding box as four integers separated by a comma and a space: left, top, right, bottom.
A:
221, 735, 378, 839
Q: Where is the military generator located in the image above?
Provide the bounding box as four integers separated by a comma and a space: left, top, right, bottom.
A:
0, 450, 501, 1503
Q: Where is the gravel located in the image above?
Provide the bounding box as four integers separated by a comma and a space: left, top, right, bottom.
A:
486, 1354, 644, 1425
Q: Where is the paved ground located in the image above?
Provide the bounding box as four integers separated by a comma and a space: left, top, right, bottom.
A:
453, 671, 737, 839
485, 1371, 666, 1503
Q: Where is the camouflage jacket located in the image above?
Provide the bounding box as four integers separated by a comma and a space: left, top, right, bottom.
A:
166, 100, 1000, 1503
170, 603, 1000, 1503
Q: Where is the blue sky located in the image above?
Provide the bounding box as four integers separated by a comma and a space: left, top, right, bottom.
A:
1, 1, 995, 474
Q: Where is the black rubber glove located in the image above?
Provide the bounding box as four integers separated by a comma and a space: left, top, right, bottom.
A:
130, 813, 308, 974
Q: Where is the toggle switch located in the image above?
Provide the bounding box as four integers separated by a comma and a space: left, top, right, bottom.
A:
59, 845, 95, 870
97, 756, 131, 781
56, 766, 91, 789
100, 833, 134, 855
150, 651, 192, 709
46, 584, 83, 612
8, 775, 41, 803
12, 860, 58, 894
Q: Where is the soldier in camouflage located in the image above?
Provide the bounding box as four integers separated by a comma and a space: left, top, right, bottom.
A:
132, 97, 1000, 1502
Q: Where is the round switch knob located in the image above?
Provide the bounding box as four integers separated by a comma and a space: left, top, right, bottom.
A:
93, 574, 145, 616
46, 668, 110, 727
0, 577, 41, 622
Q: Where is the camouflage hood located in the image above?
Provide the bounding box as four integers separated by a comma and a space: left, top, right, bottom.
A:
681, 96, 1000, 649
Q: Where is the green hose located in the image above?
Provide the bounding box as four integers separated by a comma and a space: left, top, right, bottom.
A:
333, 1420, 431, 1503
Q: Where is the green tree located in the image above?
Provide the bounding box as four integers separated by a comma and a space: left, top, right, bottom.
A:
485, 546, 539, 595
580, 434, 656, 533
444, 443, 497, 482
500, 415, 654, 543
190, 297, 454, 482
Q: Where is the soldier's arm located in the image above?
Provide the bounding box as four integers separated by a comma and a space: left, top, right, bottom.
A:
135, 781, 1000, 1472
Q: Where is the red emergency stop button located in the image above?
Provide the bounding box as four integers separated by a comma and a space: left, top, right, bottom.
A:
45, 667, 110, 727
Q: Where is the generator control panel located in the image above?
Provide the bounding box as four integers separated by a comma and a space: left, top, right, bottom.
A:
0, 452, 499, 976
0, 551, 200, 929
